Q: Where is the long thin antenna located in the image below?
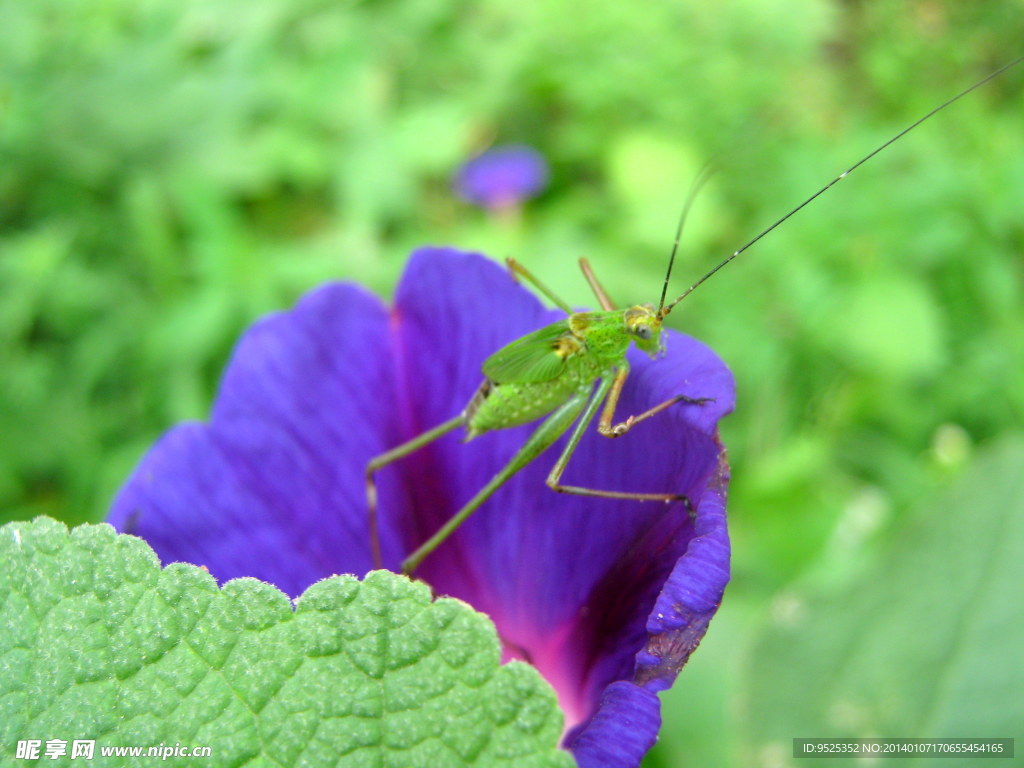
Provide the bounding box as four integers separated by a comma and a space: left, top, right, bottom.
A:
658, 163, 717, 313
660, 55, 1024, 318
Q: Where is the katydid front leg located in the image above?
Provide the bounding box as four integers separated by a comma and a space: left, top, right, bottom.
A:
597, 366, 713, 439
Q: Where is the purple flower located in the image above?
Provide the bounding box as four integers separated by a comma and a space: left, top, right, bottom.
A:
455, 145, 549, 208
109, 248, 734, 767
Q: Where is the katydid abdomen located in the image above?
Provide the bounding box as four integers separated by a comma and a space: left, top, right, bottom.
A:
465, 375, 595, 436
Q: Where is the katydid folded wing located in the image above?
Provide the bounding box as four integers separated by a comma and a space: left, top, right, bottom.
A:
481, 321, 582, 383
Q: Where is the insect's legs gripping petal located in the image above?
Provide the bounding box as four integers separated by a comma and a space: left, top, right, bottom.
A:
598, 367, 712, 439
545, 376, 690, 503
400, 390, 590, 575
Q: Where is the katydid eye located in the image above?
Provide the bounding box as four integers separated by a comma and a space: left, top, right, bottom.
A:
634, 326, 652, 340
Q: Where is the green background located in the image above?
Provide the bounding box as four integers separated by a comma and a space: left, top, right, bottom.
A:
2, 1, 1022, 765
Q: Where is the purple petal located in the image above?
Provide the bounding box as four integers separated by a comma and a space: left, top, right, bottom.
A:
635, 460, 730, 692
109, 282, 398, 596
109, 247, 734, 766
568, 682, 660, 768
455, 145, 549, 208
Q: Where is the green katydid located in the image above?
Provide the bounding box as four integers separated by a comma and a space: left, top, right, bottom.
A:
367, 57, 1024, 576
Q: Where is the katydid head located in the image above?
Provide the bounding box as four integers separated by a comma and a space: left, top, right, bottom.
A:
623, 304, 664, 357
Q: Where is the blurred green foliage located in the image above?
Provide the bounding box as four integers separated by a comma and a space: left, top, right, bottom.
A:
741, 439, 1024, 764
2, 0, 1022, 765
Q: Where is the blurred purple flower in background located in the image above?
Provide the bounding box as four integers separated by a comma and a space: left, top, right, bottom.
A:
455, 145, 549, 208
108, 248, 734, 768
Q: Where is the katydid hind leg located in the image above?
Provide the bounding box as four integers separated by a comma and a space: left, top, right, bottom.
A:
505, 257, 574, 314
365, 415, 464, 569
578, 258, 616, 310
401, 390, 590, 575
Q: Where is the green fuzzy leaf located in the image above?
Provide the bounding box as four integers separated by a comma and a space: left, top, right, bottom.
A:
0, 518, 575, 768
